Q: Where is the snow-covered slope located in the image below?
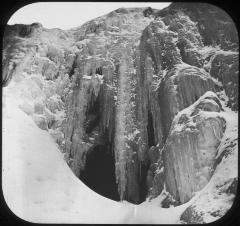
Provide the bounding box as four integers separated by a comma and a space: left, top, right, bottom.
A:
2, 87, 192, 223
2, 93, 131, 223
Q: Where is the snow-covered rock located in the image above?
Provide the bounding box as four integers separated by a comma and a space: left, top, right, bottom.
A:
162, 92, 226, 203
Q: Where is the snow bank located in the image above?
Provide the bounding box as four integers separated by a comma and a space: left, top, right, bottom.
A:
2, 96, 132, 223
2, 91, 190, 223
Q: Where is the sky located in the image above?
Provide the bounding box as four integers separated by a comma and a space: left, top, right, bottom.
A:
7, 2, 171, 30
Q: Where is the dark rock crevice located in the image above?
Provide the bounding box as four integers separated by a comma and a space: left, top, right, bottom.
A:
84, 92, 101, 134
147, 110, 155, 148
80, 144, 120, 201
138, 161, 151, 203
69, 57, 78, 78
95, 67, 103, 75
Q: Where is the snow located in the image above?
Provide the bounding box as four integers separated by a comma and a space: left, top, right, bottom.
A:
95, 73, 104, 83
54, 109, 66, 122
2, 84, 191, 224
2, 96, 132, 223
82, 74, 92, 80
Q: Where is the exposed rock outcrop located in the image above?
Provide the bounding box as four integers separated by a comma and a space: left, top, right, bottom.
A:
210, 51, 239, 110
155, 3, 238, 51
138, 4, 238, 212
158, 65, 220, 140
180, 104, 238, 223
63, 8, 154, 203
162, 92, 226, 203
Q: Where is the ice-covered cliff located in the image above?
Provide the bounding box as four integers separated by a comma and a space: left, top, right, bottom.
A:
2, 3, 238, 223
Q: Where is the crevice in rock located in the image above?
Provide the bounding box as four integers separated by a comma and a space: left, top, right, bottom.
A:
69, 57, 78, 78
139, 161, 150, 203
80, 144, 120, 201
47, 119, 56, 129
95, 67, 103, 75
147, 110, 155, 148
79, 85, 120, 201
84, 93, 101, 134
176, 41, 186, 63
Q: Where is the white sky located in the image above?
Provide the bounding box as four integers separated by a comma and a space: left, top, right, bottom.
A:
7, 2, 171, 30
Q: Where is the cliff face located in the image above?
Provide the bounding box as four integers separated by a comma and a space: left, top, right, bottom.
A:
2, 3, 238, 222
163, 92, 226, 203
62, 8, 156, 203
138, 4, 238, 221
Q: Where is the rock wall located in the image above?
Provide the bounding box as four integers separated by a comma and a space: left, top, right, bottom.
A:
210, 51, 239, 110
62, 8, 154, 203
155, 3, 238, 51
163, 92, 226, 203
138, 4, 238, 208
